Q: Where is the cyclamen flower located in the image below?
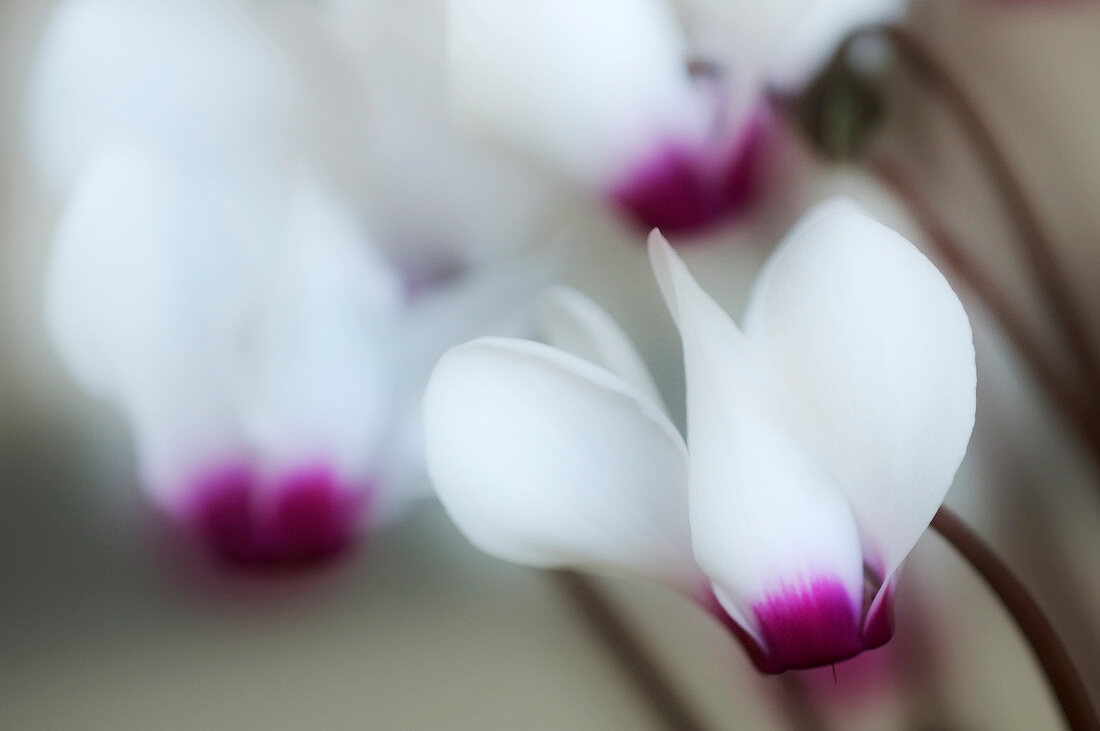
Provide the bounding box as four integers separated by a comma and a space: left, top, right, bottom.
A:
424, 200, 976, 672
47, 145, 542, 567
319, 0, 558, 265
449, 0, 903, 235
29, 0, 554, 568
27, 0, 554, 266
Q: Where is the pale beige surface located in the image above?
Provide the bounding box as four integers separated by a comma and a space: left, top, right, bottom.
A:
2, 1, 1099, 729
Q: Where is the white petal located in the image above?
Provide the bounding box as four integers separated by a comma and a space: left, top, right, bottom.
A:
538, 286, 665, 409
124, 371, 248, 510
743, 199, 976, 582
26, 0, 293, 193
45, 145, 267, 504
448, 0, 709, 185
322, 0, 557, 263
46, 146, 262, 399
648, 231, 864, 632
234, 179, 404, 484
423, 336, 699, 592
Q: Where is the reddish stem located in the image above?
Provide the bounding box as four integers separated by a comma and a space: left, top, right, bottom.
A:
931, 507, 1099, 731
550, 570, 711, 730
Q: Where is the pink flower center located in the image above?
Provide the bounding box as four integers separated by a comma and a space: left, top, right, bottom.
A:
183, 461, 370, 569
608, 109, 772, 235
701, 573, 895, 674
751, 578, 864, 671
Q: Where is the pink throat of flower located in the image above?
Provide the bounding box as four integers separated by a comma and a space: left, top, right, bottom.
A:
608, 109, 772, 236
179, 461, 370, 569
701, 575, 895, 674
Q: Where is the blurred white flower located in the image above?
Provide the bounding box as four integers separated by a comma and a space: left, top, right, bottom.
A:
27, 0, 558, 263
27, 0, 558, 566
315, 0, 562, 265
423, 199, 976, 672
448, 0, 904, 236
46, 145, 546, 566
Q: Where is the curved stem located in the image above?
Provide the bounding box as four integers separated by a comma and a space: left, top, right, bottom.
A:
844, 24, 1100, 400
549, 570, 712, 731
931, 507, 1099, 731
868, 154, 1100, 479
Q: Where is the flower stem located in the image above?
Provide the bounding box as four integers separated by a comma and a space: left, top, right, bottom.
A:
930, 507, 1099, 731
843, 24, 1100, 400
549, 570, 712, 731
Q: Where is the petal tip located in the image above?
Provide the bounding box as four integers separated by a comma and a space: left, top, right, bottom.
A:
646, 227, 685, 323
646, 227, 670, 248
793, 195, 873, 239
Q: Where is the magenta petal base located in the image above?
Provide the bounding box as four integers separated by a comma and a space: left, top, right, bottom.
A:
608, 111, 771, 235
702, 576, 896, 674
752, 579, 864, 671
180, 462, 370, 569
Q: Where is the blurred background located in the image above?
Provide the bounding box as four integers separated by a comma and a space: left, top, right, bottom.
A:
2, 1, 1099, 728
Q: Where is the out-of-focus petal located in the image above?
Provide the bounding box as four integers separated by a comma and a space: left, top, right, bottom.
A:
45, 145, 266, 405
423, 336, 699, 592
449, 0, 783, 234
234, 179, 404, 488
449, 0, 707, 186
45, 145, 271, 505
48, 151, 389, 565
26, 0, 293, 194
322, 0, 558, 262
743, 199, 976, 585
